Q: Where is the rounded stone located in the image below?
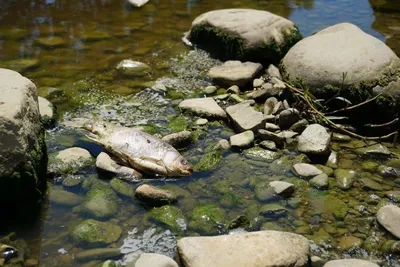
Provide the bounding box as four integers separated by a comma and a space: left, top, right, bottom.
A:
204, 85, 217, 94
71, 219, 122, 247
135, 184, 178, 206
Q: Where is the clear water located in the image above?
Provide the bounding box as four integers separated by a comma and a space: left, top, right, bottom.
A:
1, 0, 400, 266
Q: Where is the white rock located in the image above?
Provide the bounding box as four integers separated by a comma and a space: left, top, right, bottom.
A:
96, 152, 141, 179
269, 181, 294, 196
264, 122, 280, 132
127, 0, 149, 7
207, 61, 262, 88
226, 100, 264, 132
178, 230, 309, 267
57, 147, 92, 164
282, 23, 400, 91
188, 9, 302, 62
230, 131, 254, 149
195, 118, 208, 125
267, 64, 282, 80
297, 124, 331, 156
253, 78, 264, 88
323, 259, 379, 267
134, 253, 178, 267
377, 205, 400, 239
179, 97, 227, 119
293, 163, 323, 179
38, 96, 56, 125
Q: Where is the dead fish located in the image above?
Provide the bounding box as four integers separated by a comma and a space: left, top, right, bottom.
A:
85, 122, 193, 177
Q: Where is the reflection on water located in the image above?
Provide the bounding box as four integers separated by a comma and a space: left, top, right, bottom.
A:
1, 0, 400, 266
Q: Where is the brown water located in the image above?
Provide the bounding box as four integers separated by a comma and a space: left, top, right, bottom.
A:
1, 0, 400, 266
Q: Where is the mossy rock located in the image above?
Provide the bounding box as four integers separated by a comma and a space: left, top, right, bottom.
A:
189, 204, 225, 234
109, 178, 135, 199
194, 150, 223, 171
77, 187, 119, 220
71, 219, 122, 247
48, 147, 93, 175
0, 59, 39, 73
148, 205, 186, 232
168, 116, 189, 132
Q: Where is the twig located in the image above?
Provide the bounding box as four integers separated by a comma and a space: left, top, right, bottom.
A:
364, 118, 399, 128
284, 82, 398, 141
324, 92, 383, 115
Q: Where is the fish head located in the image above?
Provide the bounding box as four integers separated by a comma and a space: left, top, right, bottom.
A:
163, 151, 193, 176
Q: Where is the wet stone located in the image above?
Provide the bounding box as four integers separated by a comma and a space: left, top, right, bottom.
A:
338, 236, 363, 251
289, 119, 308, 134
243, 147, 280, 162
227, 85, 240, 94
135, 184, 178, 206
361, 161, 379, 172
133, 253, 179, 267
278, 108, 300, 130
48, 147, 93, 175
259, 204, 289, 219
377, 205, 400, 239
331, 133, 351, 142
386, 191, 400, 202
117, 59, 151, 77
269, 181, 294, 197
149, 205, 186, 232
355, 143, 391, 159
195, 118, 208, 126
334, 169, 356, 190
230, 130, 254, 149
297, 124, 331, 156
50, 188, 83, 206
110, 178, 135, 199
255, 182, 277, 202
62, 175, 83, 188
74, 248, 122, 262
323, 259, 379, 267
359, 178, 383, 191
309, 173, 329, 190
293, 163, 323, 179
35, 36, 66, 48
71, 219, 122, 248
204, 85, 217, 94
189, 204, 225, 234
264, 122, 279, 132
78, 186, 119, 220
259, 140, 277, 151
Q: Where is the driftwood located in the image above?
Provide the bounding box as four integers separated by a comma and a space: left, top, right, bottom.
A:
283, 82, 399, 142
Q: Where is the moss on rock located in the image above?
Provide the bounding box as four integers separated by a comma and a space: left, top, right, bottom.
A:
189, 204, 225, 234
194, 150, 223, 171
149, 205, 186, 232
71, 219, 122, 247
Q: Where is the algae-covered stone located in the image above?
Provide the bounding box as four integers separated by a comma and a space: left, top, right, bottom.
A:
135, 184, 178, 206
0, 59, 39, 73
359, 178, 383, 191
149, 205, 186, 232
255, 182, 277, 202
50, 187, 83, 206
334, 169, 356, 190
361, 161, 380, 172
48, 147, 93, 175
244, 147, 280, 162
187, 9, 302, 63
35, 36, 66, 48
80, 31, 111, 41
338, 236, 363, 251
0, 68, 47, 205
74, 248, 122, 262
309, 173, 329, 190
309, 194, 348, 220
259, 203, 289, 219
189, 204, 225, 234
386, 191, 400, 202
78, 186, 119, 220
117, 59, 151, 77
355, 143, 391, 159
62, 175, 83, 188
71, 219, 122, 247
194, 150, 222, 171
110, 178, 135, 199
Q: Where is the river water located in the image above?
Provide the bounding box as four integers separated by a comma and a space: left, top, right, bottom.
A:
1, 0, 400, 266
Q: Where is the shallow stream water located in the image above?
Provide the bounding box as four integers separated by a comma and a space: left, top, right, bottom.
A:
1, 0, 400, 266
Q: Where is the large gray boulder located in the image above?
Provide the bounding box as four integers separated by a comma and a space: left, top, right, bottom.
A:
187, 9, 302, 63
0, 68, 47, 203
178, 230, 309, 267
377, 205, 400, 239
282, 23, 399, 90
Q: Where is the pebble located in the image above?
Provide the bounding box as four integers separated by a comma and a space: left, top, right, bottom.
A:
204, 85, 217, 94
293, 163, 323, 179
259, 140, 277, 151
253, 78, 264, 88
195, 118, 208, 126
309, 173, 329, 189
264, 122, 280, 132
227, 85, 240, 94
269, 181, 294, 196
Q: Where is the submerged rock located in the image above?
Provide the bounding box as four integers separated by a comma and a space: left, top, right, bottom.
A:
334, 169, 356, 190
35, 36, 66, 48
338, 236, 363, 251
309, 173, 329, 189
377, 205, 400, 239
149, 205, 187, 232
207, 61, 262, 88
50, 188, 83, 206
189, 204, 225, 234
194, 150, 222, 171
135, 184, 178, 206
178, 98, 227, 119
355, 143, 392, 159
71, 219, 122, 247
323, 259, 379, 267
110, 178, 136, 199
178, 231, 309, 267
0, 68, 47, 205
269, 181, 294, 196
297, 124, 331, 156
226, 100, 264, 132
187, 9, 302, 63
74, 248, 122, 262
78, 186, 119, 220
116, 59, 151, 77
48, 147, 93, 175
0, 59, 39, 73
